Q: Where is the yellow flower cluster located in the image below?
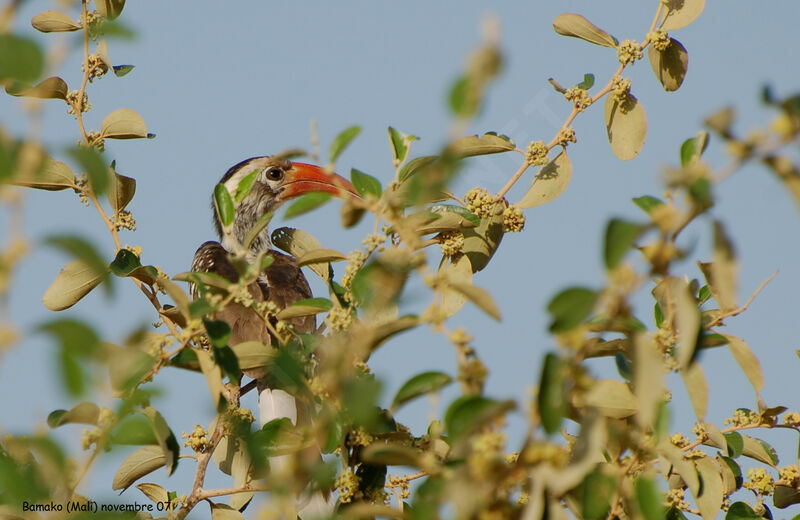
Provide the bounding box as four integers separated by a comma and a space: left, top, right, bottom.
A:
724, 409, 761, 427
612, 76, 632, 102
648, 29, 671, 51
744, 468, 774, 496
346, 427, 373, 449
86, 130, 104, 151
521, 443, 568, 467
617, 40, 643, 65
449, 328, 473, 345
326, 305, 354, 331
502, 205, 525, 232
439, 231, 464, 256
779, 465, 800, 486
564, 87, 593, 112
335, 469, 360, 503
691, 423, 709, 443
341, 249, 367, 288
182, 425, 211, 453
75, 174, 90, 206
387, 474, 411, 499
666, 488, 690, 510
83, 54, 108, 82
66, 90, 91, 115
683, 449, 705, 459
557, 127, 577, 147
256, 300, 280, 319
113, 210, 136, 232
670, 433, 690, 448
464, 187, 496, 218
468, 431, 507, 478
784, 411, 800, 426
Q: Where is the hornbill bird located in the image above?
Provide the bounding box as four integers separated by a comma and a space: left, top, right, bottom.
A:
190, 156, 357, 518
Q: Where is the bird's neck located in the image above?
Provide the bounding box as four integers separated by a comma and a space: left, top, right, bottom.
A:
222, 215, 273, 262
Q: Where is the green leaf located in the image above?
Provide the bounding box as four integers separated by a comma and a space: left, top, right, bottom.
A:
680, 131, 710, 166
654, 302, 664, 328
109, 248, 142, 276
398, 155, 437, 182
329, 125, 361, 164
632, 195, 664, 214
112, 64, 134, 77
774, 485, 800, 509
112, 446, 166, 491
0, 35, 44, 82
725, 502, 761, 519
580, 471, 616, 520
392, 371, 453, 410
230, 341, 273, 371
284, 192, 332, 218
388, 126, 408, 164
47, 402, 100, 428
46, 235, 109, 283
688, 177, 713, 209
576, 73, 595, 89
448, 75, 473, 116
203, 319, 231, 348
350, 168, 382, 198
547, 287, 598, 332
234, 169, 258, 203
635, 476, 665, 520
111, 415, 158, 445
724, 431, 744, 458
67, 146, 110, 195
243, 211, 274, 250
538, 353, 566, 434
718, 455, 743, 491
141, 407, 179, 476
444, 396, 515, 441
108, 344, 156, 396
213, 183, 235, 227
429, 204, 480, 226
604, 218, 643, 269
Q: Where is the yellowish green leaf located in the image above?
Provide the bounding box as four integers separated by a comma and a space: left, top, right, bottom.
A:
96, 0, 125, 20
552, 13, 618, 48
101, 108, 148, 139
740, 435, 778, 466
42, 259, 103, 311
449, 281, 501, 321
271, 227, 330, 281
711, 221, 738, 312
230, 341, 273, 371
195, 348, 223, 410
446, 133, 516, 158
47, 402, 100, 427
462, 201, 504, 272
605, 92, 647, 161
136, 482, 169, 505
724, 335, 763, 395
12, 157, 76, 191
5, 76, 69, 100
694, 456, 723, 520
31, 10, 80, 32
660, 0, 705, 31
574, 379, 638, 418
112, 446, 165, 491
681, 361, 707, 422
517, 150, 572, 209
438, 253, 472, 318
633, 335, 664, 429
295, 248, 347, 267
106, 170, 136, 213
648, 37, 688, 92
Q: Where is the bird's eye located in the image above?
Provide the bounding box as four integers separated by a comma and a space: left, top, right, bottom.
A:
265, 167, 284, 182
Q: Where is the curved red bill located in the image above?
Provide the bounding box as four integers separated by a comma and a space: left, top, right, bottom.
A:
278, 162, 360, 201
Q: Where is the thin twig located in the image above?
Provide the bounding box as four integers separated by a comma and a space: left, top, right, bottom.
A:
708, 270, 777, 328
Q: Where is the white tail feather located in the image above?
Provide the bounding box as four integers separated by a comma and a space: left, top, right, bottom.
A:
257, 387, 334, 519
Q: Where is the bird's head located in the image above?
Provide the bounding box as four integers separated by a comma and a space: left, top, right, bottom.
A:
213, 156, 358, 253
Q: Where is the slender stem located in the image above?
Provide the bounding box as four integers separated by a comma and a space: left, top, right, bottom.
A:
707, 270, 778, 328
197, 485, 270, 500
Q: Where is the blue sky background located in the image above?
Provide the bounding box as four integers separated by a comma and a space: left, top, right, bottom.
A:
2, 1, 800, 516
